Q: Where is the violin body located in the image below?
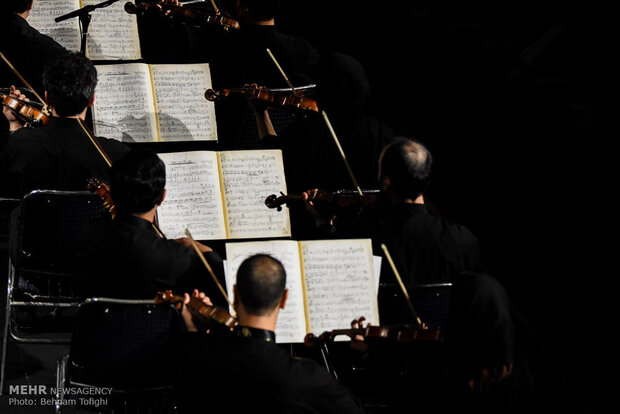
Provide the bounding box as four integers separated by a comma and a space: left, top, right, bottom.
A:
87, 178, 116, 218
304, 325, 442, 347
1, 94, 50, 127
125, 1, 240, 31
155, 290, 237, 330
205, 86, 319, 113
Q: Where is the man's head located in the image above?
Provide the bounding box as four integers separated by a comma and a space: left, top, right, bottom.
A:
379, 138, 432, 201
236, 0, 281, 23
4, 0, 33, 13
234, 254, 287, 316
110, 149, 166, 215
42, 52, 97, 117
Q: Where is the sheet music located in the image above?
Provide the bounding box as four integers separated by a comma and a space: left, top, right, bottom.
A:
225, 241, 307, 344
92, 63, 158, 142
151, 64, 218, 141
83, 0, 141, 60
27, 0, 81, 52
157, 151, 227, 240
301, 239, 379, 337
219, 150, 291, 239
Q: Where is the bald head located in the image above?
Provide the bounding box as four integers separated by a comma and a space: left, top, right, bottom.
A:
236, 255, 286, 316
379, 138, 432, 200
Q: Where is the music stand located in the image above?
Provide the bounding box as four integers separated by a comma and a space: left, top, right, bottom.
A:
54, 0, 122, 56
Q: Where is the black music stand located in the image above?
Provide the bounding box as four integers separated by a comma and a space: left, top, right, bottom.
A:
54, 0, 122, 56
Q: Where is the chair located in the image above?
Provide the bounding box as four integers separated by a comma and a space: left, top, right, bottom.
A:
1, 190, 110, 394
55, 298, 183, 413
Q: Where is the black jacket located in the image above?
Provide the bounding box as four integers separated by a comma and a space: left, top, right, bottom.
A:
0, 117, 129, 198
78, 214, 226, 302
178, 325, 365, 414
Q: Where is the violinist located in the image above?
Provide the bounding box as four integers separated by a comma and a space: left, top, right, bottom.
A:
303, 138, 481, 325
177, 254, 364, 414
0, 0, 67, 95
0, 52, 129, 198
209, 0, 320, 147
77, 148, 226, 301
250, 53, 393, 193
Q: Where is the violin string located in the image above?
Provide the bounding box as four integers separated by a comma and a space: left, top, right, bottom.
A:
185, 229, 237, 316
321, 111, 363, 195
380, 243, 426, 329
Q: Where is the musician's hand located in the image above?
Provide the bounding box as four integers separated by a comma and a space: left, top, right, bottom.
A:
350, 316, 370, 354
182, 289, 213, 332
3, 86, 27, 131
174, 237, 212, 253
302, 189, 332, 227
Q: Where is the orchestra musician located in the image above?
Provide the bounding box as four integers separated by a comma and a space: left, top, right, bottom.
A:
177, 254, 365, 414
0, 0, 68, 96
301, 137, 481, 325
0, 52, 129, 198
77, 148, 227, 302
209, 0, 320, 148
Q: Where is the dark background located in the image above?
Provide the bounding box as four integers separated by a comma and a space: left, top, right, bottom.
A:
255, 1, 610, 413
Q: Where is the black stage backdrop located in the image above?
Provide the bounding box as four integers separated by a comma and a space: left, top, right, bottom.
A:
266, 2, 611, 413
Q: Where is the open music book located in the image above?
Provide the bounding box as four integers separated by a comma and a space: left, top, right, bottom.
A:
225, 239, 380, 344
27, 0, 141, 60
91, 63, 217, 142
157, 150, 291, 240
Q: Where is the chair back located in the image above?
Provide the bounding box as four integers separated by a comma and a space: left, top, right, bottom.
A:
12, 190, 109, 272
68, 298, 182, 390
410, 283, 453, 330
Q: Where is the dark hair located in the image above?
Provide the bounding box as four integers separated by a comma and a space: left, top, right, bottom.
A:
380, 138, 432, 199
110, 149, 166, 215
42, 52, 97, 117
236, 254, 286, 316
5, 0, 32, 13
238, 0, 281, 21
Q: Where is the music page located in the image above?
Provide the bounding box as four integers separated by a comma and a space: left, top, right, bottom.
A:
301, 239, 379, 338
157, 151, 227, 240
92, 63, 158, 142
219, 150, 291, 239
150, 64, 217, 141
27, 0, 81, 52
225, 241, 307, 344
83, 0, 141, 60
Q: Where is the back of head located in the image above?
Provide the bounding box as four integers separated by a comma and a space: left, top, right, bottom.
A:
237, 0, 281, 21
110, 149, 166, 215
236, 254, 286, 316
380, 137, 432, 200
3, 0, 32, 13
42, 52, 97, 117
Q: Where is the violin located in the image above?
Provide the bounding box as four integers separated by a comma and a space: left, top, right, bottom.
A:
265, 189, 380, 212
124, 1, 240, 31
155, 290, 237, 330
205, 85, 319, 113
304, 325, 442, 347
87, 178, 116, 218
1, 93, 51, 127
